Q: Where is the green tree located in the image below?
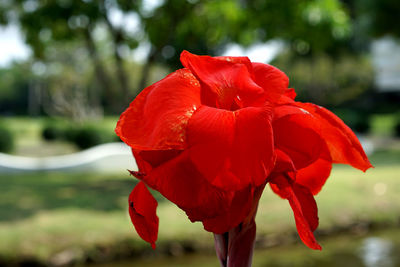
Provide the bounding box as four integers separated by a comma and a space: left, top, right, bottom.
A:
1, 0, 140, 111
0, 0, 353, 115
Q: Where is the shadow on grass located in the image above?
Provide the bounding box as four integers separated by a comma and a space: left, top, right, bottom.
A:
0, 172, 165, 222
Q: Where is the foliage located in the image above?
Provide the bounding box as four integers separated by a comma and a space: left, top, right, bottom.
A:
243, 0, 352, 55
332, 109, 371, 134
354, 0, 400, 38
41, 121, 66, 141
0, 0, 397, 118
395, 119, 400, 137
71, 126, 107, 149
0, 124, 14, 153
0, 0, 354, 116
141, 0, 352, 68
41, 121, 116, 149
0, 63, 34, 115
272, 51, 374, 107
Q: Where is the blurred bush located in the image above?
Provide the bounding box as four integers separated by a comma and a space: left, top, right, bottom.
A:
395, 117, 400, 137
42, 123, 65, 141
0, 124, 14, 153
272, 52, 374, 107
41, 121, 116, 149
333, 109, 371, 134
71, 127, 105, 149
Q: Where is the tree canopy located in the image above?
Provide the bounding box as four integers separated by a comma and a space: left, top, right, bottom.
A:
0, 0, 395, 116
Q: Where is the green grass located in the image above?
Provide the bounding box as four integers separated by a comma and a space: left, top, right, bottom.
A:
0, 149, 399, 263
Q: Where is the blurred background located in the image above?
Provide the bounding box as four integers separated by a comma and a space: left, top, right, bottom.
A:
0, 0, 399, 266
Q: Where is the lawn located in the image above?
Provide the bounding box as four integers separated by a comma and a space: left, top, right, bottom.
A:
0, 115, 399, 264
0, 149, 399, 265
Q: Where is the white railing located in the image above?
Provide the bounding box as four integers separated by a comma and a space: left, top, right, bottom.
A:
0, 143, 137, 173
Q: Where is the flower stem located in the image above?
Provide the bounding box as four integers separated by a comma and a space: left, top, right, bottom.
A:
214, 218, 256, 267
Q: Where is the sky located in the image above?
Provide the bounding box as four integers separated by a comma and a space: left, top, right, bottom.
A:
0, 24, 31, 67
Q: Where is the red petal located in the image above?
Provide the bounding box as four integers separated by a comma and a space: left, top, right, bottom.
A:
216, 56, 254, 73
115, 68, 201, 150
252, 62, 289, 102
296, 103, 372, 171
138, 150, 234, 222
132, 149, 182, 174
187, 105, 274, 191
285, 88, 297, 100
273, 149, 296, 174
270, 176, 321, 250
204, 182, 266, 235
276, 88, 297, 105
273, 109, 324, 170
202, 186, 254, 234
231, 106, 275, 187
128, 182, 159, 249
296, 144, 332, 195
292, 183, 319, 232
187, 106, 238, 189
180, 50, 264, 109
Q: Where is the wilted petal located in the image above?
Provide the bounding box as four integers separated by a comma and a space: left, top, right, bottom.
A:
128, 181, 159, 249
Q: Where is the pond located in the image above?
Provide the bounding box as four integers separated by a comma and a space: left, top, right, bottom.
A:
92, 229, 400, 267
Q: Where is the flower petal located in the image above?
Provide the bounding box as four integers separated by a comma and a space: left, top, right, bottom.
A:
273, 109, 324, 170
270, 176, 321, 250
296, 144, 332, 195
115, 68, 201, 150
187, 105, 274, 191
138, 150, 233, 222
180, 50, 264, 109
252, 62, 289, 102
187, 106, 237, 188
132, 149, 182, 174
202, 186, 254, 234
231, 106, 275, 187
273, 149, 296, 174
296, 103, 373, 171
128, 181, 159, 249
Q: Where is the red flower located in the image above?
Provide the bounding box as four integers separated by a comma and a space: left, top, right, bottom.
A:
115, 51, 372, 263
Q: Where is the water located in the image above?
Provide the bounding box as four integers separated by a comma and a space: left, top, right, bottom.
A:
92, 229, 400, 267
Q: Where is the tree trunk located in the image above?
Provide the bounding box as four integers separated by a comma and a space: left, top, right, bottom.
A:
103, 13, 131, 103
137, 47, 157, 94
82, 27, 116, 110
